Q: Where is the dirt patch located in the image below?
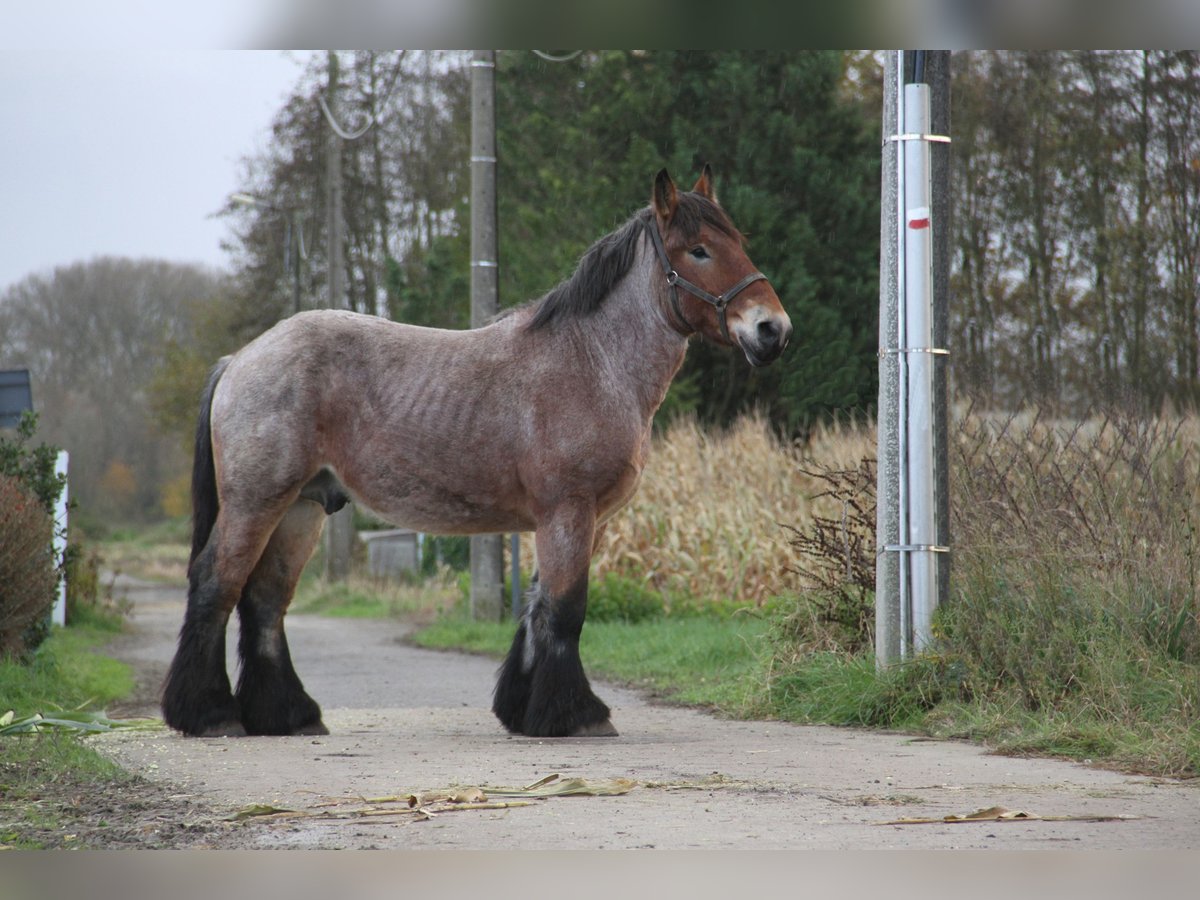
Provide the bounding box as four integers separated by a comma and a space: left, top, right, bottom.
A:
0, 746, 262, 849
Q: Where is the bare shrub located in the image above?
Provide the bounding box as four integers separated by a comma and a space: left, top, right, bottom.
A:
941, 404, 1200, 723
780, 458, 876, 653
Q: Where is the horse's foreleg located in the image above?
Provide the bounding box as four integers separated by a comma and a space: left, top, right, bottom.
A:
235, 501, 328, 736
493, 501, 616, 737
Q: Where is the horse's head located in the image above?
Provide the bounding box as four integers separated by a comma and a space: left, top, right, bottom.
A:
649, 166, 792, 367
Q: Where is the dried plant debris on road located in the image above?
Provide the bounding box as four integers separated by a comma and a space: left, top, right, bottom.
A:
0, 709, 158, 735
228, 774, 638, 826
876, 805, 1147, 826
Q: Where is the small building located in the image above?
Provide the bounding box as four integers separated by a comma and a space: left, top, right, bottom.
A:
359, 529, 420, 579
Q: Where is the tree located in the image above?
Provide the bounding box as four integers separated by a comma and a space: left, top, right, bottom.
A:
223, 51, 470, 323
491, 50, 881, 433
949, 51, 1200, 414
0, 258, 224, 520
1156, 51, 1200, 408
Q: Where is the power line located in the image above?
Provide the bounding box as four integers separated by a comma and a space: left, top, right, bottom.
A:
531, 50, 584, 63
317, 50, 409, 142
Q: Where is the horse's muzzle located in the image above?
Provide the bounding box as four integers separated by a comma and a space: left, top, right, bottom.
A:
740, 316, 793, 367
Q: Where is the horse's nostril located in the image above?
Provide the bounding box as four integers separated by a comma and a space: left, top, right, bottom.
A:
757, 319, 779, 340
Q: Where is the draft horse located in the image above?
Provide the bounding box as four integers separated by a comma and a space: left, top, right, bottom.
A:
162, 167, 792, 738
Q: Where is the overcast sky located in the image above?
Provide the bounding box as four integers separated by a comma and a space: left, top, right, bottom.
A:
0, 49, 314, 292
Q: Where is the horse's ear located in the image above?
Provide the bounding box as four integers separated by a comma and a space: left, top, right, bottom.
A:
652, 168, 678, 224
692, 163, 717, 203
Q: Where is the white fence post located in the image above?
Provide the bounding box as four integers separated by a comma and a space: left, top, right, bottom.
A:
52, 450, 69, 626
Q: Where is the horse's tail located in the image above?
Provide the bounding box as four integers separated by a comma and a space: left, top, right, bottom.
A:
189, 357, 231, 569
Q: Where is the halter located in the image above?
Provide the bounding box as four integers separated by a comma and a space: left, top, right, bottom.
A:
645, 218, 768, 343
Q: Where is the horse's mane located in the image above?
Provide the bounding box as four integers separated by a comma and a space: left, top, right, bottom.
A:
522, 192, 740, 332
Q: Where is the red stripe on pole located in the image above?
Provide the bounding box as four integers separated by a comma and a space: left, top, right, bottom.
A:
909, 217, 930, 229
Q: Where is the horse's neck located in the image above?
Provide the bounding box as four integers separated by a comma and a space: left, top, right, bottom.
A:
583, 247, 689, 419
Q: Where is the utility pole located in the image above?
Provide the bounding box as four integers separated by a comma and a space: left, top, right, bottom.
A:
287, 208, 304, 315
876, 51, 952, 666
468, 49, 505, 621
324, 49, 355, 582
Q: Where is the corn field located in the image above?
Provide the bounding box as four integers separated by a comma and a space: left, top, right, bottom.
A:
591, 415, 875, 607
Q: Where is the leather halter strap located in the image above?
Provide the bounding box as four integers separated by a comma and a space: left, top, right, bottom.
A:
645, 219, 768, 343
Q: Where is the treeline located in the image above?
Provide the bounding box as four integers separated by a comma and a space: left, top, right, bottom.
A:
953, 51, 1200, 412
0, 259, 223, 524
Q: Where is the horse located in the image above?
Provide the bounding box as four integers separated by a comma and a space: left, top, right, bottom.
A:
161, 166, 792, 738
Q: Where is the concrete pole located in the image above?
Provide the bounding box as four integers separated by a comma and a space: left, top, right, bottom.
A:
290, 208, 303, 315
325, 50, 356, 582
928, 52, 953, 627
469, 50, 505, 621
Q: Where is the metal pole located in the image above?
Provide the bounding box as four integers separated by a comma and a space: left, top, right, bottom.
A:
875, 52, 903, 668
903, 80, 938, 652
325, 50, 355, 582
510, 532, 521, 619
468, 50, 505, 621
877, 51, 952, 663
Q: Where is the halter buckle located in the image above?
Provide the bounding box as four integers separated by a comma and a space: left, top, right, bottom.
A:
666, 270, 679, 286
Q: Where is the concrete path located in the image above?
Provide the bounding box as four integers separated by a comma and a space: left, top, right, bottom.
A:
95, 578, 1200, 849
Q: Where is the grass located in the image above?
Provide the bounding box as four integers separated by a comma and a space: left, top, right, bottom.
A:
0, 735, 133, 848
0, 614, 140, 848
292, 572, 460, 624
94, 517, 190, 585
0, 615, 133, 718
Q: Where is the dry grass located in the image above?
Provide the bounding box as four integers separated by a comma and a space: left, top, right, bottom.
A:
593, 414, 875, 607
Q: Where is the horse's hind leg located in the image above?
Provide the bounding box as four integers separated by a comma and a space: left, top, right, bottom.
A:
235, 500, 327, 736
162, 511, 280, 737
493, 502, 616, 737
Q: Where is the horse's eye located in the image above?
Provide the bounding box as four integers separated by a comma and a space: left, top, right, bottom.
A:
689, 246, 709, 260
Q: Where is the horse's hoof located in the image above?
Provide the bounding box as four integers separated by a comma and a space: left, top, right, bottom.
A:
293, 720, 330, 736
570, 719, 619, 737
196, 721, 247, 737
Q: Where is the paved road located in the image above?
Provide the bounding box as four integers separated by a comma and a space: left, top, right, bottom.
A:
95, 578, 1200, 849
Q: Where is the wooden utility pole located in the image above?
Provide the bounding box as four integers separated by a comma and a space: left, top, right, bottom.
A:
468, 49, 505, 621
324, 49, 355, 582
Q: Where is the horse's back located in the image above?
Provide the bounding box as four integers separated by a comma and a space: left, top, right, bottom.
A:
210, 309, 534, 531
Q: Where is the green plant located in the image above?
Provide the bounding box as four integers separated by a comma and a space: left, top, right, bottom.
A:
421, 535, 470, 574
0, 412, 67, 516
64, 543, 128, 627
586, 573, 664, 623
